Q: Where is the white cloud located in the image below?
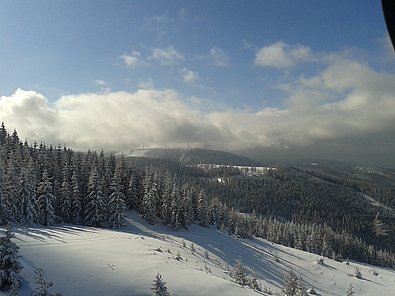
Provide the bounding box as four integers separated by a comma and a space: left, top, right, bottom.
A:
95, 80, 107, 86
1, 57, 395, 157
182, 68, 199, 84
0, 89, 57, 143
255, 41, 311, 69
209, 47, 230, 67
120, 51, 141, 67
138, 79, 155, 90
150, 46, 184, 65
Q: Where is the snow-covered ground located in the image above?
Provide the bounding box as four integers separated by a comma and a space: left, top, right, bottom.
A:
3, 212, 395, 295
126, 149, 150, 158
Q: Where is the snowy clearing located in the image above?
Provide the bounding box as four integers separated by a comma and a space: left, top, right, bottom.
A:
2, 211, 395, 296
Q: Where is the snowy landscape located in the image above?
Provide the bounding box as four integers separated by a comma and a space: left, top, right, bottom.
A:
2, 211, 395, 296
1, 2, 395, 296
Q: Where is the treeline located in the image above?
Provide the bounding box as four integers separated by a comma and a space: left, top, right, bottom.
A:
197, 168, 394, 253
0, 123, 393, 267
0, 123, 217, 230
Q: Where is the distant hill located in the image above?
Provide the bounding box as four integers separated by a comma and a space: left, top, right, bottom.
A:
127, 148, 260, 166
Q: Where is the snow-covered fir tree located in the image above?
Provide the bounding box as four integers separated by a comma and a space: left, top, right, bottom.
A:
84, 166, 106, 227
18, 168, 37, 225
232, 260, 248, 286
5, 160, 19, 222
170, 183, 181, 229
70, 169, 82, 225
151, 273, 170, 296
354, 267, 362, 279
159, 174, 173, 224
141, 170, 157, 224
346, 283, 355, 296
0, 227, 23, 291
197, 189, 209, 227
107, 191, 127, 229
107, 170, 127, 229
282, 270, 305, 296
37, 169, 56, 226
126, 169, 141, 210
59, 165, 72, 223
0, 161, 10, 224
31, 268, 63, 296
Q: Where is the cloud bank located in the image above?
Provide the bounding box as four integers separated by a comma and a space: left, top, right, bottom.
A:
1, 55, 395, 166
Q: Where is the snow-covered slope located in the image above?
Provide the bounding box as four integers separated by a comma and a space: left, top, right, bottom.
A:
4, 212, 395, 295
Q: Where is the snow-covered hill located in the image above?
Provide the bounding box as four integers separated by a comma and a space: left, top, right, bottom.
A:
126, 148, 259, 166
4, 212, 395, 295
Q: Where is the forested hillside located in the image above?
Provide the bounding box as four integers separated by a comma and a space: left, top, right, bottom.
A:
0, 123, 393, 269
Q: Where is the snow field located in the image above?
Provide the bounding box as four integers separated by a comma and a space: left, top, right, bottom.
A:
2, 211, 395, 296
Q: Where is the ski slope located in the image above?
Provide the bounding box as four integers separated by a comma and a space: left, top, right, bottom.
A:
3, 212, 395, 295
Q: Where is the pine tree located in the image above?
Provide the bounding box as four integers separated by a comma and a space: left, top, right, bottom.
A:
18, 168, 37, 225
31, 268, 52, 296
84, 166, 106, 227
283, 270, 301, 296
107, 164, 128, 229
152, 273, 170, 296
0, 227, 23, 291
160, 174, 173, 224
6, 156, 20, 222
107, 191, 127, 229
354, 267, 362, 279
197, 190, 209, 227
37, 169, 56, 226
126, 169, 141, 210
232, 260, 248, 286
141, 169, 157, 224
170, 183, 181, 229
0, 122, 7, 147
70, 170, 82, 225
31, 268, 63, 296
60, 165, 72, 223
0, 161, 9, 224
296, 276, 306, 296
346, 283, 355, 296
141, 187, 157, 224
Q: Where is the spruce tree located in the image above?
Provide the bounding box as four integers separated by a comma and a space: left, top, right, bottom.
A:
197, 190, 209, 227
126, 170, 141, 210
170, 183, 181, 229
152, 273, 170, 296
160, 174, 173, 224
6, 157, 20, 222
232, 260, 248, 286
0, 227, 23, 291
0, 162, 9, 224
84, 166, 106, 227
141, 169, 157, 224
0, 122, 7, 147
60, 165, 72, 223
346, 283, 355, 296
70, 170, 82, 225
31, 268, 63, 296
107, 191, 127, 229
282, 270, 300, 296
141, 187, 157, 224
18, 168, 37, 225
37, 169, 56, 226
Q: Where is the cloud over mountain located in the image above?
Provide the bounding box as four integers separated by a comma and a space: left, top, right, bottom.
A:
1, 55, 395, 163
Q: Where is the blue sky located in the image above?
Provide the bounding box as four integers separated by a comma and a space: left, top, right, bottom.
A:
1, 1, 395, 166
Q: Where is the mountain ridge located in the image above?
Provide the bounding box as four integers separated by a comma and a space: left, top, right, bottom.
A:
126, 147, 260, 166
